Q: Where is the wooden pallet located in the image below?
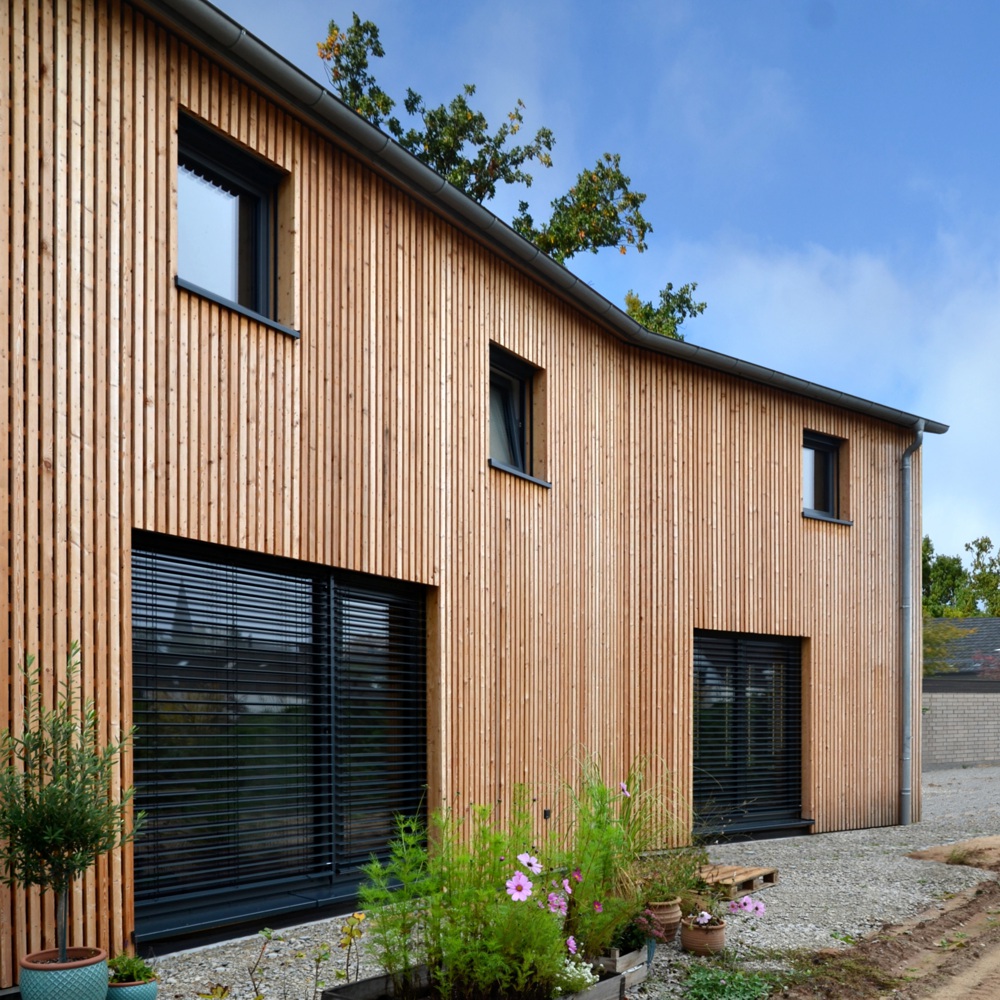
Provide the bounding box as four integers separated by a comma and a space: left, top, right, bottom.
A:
697, 863, 779, 898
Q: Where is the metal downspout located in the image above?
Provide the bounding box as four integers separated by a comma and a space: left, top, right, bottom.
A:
900, 419, 925, 826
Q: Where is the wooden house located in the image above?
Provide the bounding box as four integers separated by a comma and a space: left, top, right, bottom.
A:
1, 0, 947, 978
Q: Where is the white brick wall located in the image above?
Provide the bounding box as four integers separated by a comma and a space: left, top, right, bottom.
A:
922, 692, 1000, 769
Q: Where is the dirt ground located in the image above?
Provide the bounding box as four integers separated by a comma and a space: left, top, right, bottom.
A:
781, 838, 1000, 999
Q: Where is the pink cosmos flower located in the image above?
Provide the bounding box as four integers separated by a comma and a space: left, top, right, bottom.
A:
563, 878, 573, 896
620, 781, 631, 797
548, 892, 568, 916
572, 868, 583, 883
517, 852, 543, 874
566, 936, 577, 955
594, 901, 603, 913
505, 871, 533, 902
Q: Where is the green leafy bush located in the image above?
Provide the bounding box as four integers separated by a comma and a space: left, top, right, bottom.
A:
683, 964, 780, 1000
108, 953, 157, 983
359, 755, 689, 999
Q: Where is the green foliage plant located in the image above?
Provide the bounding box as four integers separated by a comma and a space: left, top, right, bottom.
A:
362, 795, 570, 1000
336, 911, 366, 983
319, 15, 554, 206
317, 14, 704, 339
683, 963, 782, 1000
359, 754, 692, 998
108, 952, 157, 984
624, 283, 707, 341
633, 844, 707, 903
0, 642, 142, 962
357, 813, 432, 996
922, 533, 1000, 619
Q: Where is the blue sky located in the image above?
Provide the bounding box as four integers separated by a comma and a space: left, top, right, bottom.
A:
225, 0, 1000, 564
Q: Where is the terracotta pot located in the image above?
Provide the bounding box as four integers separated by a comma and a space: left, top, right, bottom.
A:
19, 946, 109, 1000
680, 918, 726, 956
646, 897, 682, 943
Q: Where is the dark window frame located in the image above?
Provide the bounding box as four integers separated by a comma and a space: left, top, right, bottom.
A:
177, 114, 286, 327
488, 343, 549, 486
693, 629, 811, 838
802, 430, 844, 522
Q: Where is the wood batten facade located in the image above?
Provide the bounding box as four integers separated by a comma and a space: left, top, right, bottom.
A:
2, 0, 942, 982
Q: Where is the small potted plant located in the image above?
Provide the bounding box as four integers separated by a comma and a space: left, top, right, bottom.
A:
107, 953, 158, 999
680, 901, 727, 955
680, 892, 766, 955
632, 846, 706, 945
0, 643, 142, 1000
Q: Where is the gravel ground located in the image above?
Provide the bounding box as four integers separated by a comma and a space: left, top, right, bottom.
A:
152, 765, 1000, 999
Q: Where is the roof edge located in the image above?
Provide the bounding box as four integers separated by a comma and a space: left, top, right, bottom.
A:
137, 0, 948, 436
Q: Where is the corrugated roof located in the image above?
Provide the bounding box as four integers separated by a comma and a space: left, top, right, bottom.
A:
927, 618, 1000, 676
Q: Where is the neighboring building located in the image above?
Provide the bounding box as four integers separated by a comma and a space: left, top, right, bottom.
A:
923, 618, 1000, 769
1, 0, 946, 978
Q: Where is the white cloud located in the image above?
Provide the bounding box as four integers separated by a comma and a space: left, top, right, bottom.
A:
650, 43, 801, 172
666, 235, 1000, 561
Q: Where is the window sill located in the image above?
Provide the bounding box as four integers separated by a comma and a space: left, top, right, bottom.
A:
488, 459, 551, 489
176, 277, 300, 340
802, 510, 853, 526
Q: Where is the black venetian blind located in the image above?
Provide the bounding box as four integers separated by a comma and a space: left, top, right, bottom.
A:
131, 532, 425, 938
693, 630, 805, 837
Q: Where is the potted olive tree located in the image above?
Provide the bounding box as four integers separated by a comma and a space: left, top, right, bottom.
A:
0, 642, 142, 1000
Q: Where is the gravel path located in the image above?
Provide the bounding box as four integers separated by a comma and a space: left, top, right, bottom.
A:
152, 766, 1000, 999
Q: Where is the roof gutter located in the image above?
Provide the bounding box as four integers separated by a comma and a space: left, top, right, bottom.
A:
899, 419, 925, 826
138, 0, 949, 436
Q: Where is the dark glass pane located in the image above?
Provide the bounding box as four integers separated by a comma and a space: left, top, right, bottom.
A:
812, 449, 833, 513
490, 378, 519, 467
132, 548, 328, 902
803, 437, 838, 516
693, 631, 802, 836
333, 586, 427, 870
132, 533, 426, 939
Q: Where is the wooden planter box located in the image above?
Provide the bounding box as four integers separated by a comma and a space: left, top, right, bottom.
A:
591, 939, 654, 993
591, 945, 647, 974
322, 966, 637, 1000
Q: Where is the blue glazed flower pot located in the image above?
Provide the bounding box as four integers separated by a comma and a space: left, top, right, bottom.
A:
19, 947, 109, 1000
107, 979, 159, 1000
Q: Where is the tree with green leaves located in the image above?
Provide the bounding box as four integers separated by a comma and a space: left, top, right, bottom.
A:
318, 14, 705, 339
922, 535, 969, 618
962, 535, 1000, 616
919, 534, 1000, 675
0, 644, 141, 962
923, 534, 1000, 618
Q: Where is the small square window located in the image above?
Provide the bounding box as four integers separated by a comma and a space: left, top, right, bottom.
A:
177, 114, 282, 318
802, 431, 841, 518
489, 344, 539, 477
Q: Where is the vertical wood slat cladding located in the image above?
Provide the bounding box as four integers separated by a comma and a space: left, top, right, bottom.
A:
2, 0, 924, 984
